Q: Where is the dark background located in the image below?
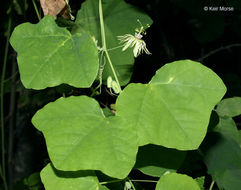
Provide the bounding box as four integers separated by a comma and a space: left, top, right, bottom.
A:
0, 0, 240, 189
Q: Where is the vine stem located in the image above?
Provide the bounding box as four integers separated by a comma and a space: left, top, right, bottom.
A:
32, 0, 41, 21
209, 181, 215, 190
99, 178, 158, 187
1, 15, 12, 190
131, 179, 158, 183
198, 43, 241, 61
128, 178, 136, 190
0, 167, 4, 181
99, 0, 122, 92
99, 179, 123, 185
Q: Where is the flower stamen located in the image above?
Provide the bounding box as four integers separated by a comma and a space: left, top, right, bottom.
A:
117, 20, 151, 57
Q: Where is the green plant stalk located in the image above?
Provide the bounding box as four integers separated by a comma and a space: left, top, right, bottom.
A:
0, 168, 3, 181
128, 178, 136, 190
99, 179, 124, 185
1, 16, 12, 190
209, 181, 215, 190
98, 0, 122, 92
99, 178, 158, 185
32, 0, 41, 21
131, 179, 158, 183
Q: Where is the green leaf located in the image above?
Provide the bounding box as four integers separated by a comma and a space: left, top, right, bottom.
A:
221, 169, 241, 190
73, 0, 153, 85
32, 96, 138, 179
155, 173, 200, 190
41, 164, 100, 190
195, 176, 205, 190
99, 185, 110, 190
214, 117, 240, 144
95, 171, 124, 190
216, 97, 241, 117
239, 131, 241, 146
178, 151, 203, 176
24, 172, 41, 187
200, 132, 241, 189
102, 107, 115, 117
10, 15, 99, 89
207, 111, 219, 131
116, 60, 226, 150
134, 144, 186, 177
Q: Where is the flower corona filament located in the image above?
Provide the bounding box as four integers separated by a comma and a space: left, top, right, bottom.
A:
118, 20, 151, 57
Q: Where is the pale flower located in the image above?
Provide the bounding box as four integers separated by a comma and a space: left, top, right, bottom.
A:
118, 32, 151, 57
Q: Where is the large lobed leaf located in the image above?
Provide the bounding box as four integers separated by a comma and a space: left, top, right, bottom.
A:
41, 164, 100, 190
214, 117, 240, 144
221, 169, 241, 190
155, 173, 200, 190
33, 60, 226, 180
134, 145, 186, 177
10, 15, 99, 89
73, 0, 153, 85
32, 96, 138, 179
116, 60, 226, 150
200, 132, 241, 190
216, 97, 241, 117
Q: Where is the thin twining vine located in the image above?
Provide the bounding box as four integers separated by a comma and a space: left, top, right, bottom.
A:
94, 44, 126, 95
98, 1, 151, 94
99, 0, 122, 93
209, 181, 215, 190
1, 12, 12, 190
96, 50, 106, 94
32, 0, 41, 21
127, 178, 136, 190
99, 178, 158, 189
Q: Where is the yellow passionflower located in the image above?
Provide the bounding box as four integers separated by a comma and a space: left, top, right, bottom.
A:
118, 23, 151, 57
